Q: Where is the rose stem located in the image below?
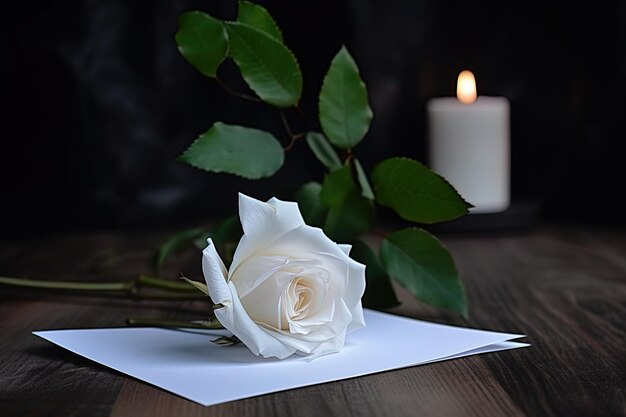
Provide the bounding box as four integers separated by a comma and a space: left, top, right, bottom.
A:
280, 110, 306, 151
126, 318, 223, 329
136, 275, 198, 292
0, 275, 133, 292
0, 275, 207, 301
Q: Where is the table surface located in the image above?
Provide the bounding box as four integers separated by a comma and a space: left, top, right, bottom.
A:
0, 224, 624, 417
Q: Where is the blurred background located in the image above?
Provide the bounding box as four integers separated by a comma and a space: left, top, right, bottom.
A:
1, 0, 624, 236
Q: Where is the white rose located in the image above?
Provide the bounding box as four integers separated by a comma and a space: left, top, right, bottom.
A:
202, 193, 366, 359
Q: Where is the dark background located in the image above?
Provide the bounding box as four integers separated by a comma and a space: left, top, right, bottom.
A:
1, 0, 624, 236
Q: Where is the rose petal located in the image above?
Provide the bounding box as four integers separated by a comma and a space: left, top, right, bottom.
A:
286, 271, 333, 334
230, 255, 289, 298
343, 260, 367, 333
264, 298, 353, 356
231, 194, 305, 277
267, 196, 306, 230
338, 244, 352, 256
268, 225, 349, 262
201, 239, 230, 305
266, 225, 366, 334
305, 335, 345, 359
287, 295, 335, 335
239, 269, 293, 330
215, 282, 298, 359
203, 239, 297, 359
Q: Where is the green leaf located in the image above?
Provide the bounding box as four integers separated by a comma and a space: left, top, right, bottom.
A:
354, 158, 374, 200
152, 228, 207, 275
320, 166, 374, 241
372, 157, 472, 224
237, 1, 283, 42
380, 228, 467, 317
226, 22, 302, 108
324, 195, 374, 242
320, 165, 353, 208
175, 11, 228, 78
306, 132, 342, 171
295, 182, 328, 228
350, 239, 400, 309
179, 122, 284, 179
319, 46, 373, 149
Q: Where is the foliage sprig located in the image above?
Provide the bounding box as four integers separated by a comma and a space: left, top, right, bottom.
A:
174, 1, 472, 316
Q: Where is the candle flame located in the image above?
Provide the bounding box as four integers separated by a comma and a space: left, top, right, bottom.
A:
457, 70, 477, 104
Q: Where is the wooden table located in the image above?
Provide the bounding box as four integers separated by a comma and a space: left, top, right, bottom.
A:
1, 225, 624, 416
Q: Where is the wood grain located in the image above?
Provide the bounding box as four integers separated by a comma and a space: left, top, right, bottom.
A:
1, 225, 624, 417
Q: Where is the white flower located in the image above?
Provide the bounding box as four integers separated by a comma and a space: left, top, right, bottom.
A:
202, 193, 366, 359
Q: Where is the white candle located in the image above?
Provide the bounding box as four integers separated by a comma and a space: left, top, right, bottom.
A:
427, 70, 510, 214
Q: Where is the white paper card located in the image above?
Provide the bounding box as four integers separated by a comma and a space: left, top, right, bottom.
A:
33, 309, 527, 407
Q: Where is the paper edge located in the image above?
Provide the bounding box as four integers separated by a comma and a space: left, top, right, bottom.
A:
195, 342, 531, 407
31, 310, 529, 407
365, 309, 527, 339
